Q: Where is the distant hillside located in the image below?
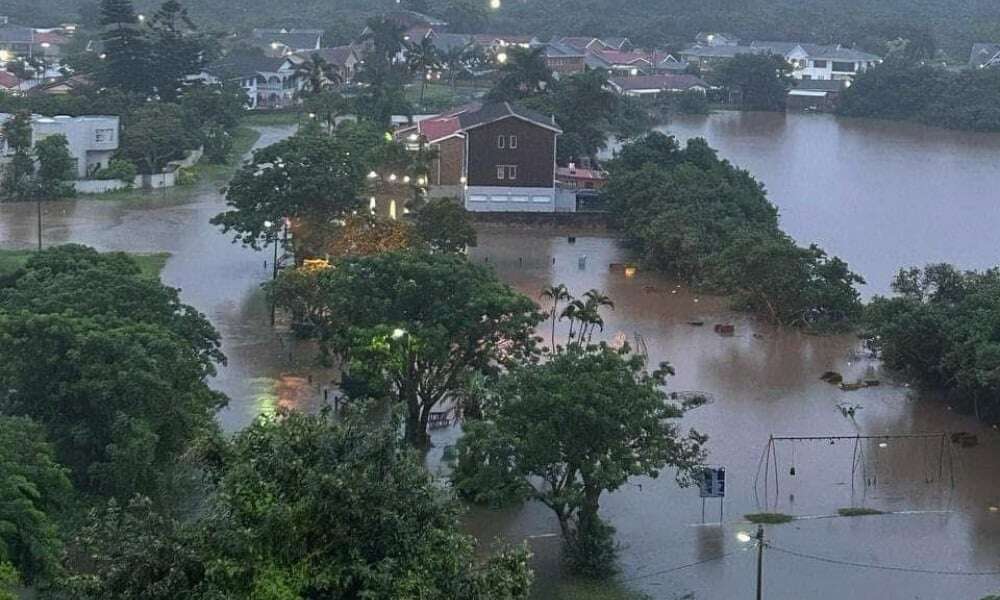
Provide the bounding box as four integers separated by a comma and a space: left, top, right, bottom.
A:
10, 0, 1000, 59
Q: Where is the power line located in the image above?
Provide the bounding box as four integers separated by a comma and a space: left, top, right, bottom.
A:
768, 544, 1000, 577
624, 550, 738, 582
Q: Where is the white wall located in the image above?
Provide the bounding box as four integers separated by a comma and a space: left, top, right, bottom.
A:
465, 186, 556, 212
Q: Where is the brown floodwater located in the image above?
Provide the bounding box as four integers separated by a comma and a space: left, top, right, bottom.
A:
1, 119, 999, 598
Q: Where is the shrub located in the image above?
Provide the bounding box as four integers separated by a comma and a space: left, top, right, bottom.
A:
94, 159, 138, 182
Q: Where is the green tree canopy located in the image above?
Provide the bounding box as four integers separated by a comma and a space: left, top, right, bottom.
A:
120, 102, 199, 174
713, 54, 792, 111
213, 127, 370, 250
453, 343, 707, 577
413, 197, 477, 253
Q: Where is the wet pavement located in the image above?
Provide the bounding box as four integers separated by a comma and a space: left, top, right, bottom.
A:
1, 121, 998, 598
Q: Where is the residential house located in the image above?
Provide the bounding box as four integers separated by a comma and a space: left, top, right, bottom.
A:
679, 41, 879, 80
471, 34, 537, 51
601, 37, 634, 51
695, 32, 740, 47
397, 102, 562, 212
0, 113, 119, 178
541, 41, 587, 76
606, 74, 709, 96
0, 70, 23, 94
969, 43, 1000, 69
29, 74, 93, 95
786, 79, 848, 112
557, 37, 632, 53
0, 18, 66, 59
251, 28, 323, 57
202, 53, 299, 109
556, 162, 606, 190
292, 45, 361, 83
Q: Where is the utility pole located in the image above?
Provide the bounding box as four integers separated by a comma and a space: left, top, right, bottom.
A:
755, 524, 765, 600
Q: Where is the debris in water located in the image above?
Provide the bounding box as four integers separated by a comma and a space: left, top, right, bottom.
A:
840, 382, 866, 391
687, 321, 705, 326
821, 371, 844, 384
714, 324, 735, 336
951, 432, 979, 447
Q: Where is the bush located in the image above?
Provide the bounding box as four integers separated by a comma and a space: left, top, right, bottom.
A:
675, 89, 710, 114
563, 516, 620, 579
175, 167, 199, 186
94, 159, 138, 182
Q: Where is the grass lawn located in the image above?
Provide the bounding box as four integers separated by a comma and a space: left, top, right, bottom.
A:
87, 126, 262, 203
0, 249, 170, 279
744, 512, 795, 524
406, 81, 490, 112
549, 580, 651, 600
243, 110, 304, 127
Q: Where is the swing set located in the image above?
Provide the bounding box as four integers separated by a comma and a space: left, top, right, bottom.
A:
753, 433, 956, 507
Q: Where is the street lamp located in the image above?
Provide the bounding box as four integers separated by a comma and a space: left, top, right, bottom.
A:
496, 51, 508, 64
737, 525, 765, 600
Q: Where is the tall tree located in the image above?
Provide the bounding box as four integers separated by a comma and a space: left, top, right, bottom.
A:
413, 197, 477, 253
714, 53, 792, 111
406, 36, 441, 105
294, 53, 342, 98
197, 409, 534, 598
99, 0, 153, 94
281, 251, 542, 447
212, 127, 369, 250
453, 343, 707, 577
147, 0, 214, 101
487, 46, 554, 101
0, 111, 34, 201
120, 102, 198, 173
34, 135, 76, 199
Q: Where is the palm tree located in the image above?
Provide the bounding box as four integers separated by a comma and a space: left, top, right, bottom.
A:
580, 290, 615, 342
406, 36, 441, 105
560, 299, 585, 343
441, 42, 473, 91
360, 17, 407, 67
295, 53, 342, 98
488, 46, 555, 101
540, 284, 571, 350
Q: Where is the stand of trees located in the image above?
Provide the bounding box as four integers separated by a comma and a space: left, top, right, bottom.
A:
866, 264, 1000, 422
604, 132, 864, 328
839, 59, 1000, 132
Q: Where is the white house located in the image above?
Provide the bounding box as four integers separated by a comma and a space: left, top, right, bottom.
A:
680, 41, 880, 81
201, 54, 300, 109
0, 113, 119, 178
607, 74, 709, 96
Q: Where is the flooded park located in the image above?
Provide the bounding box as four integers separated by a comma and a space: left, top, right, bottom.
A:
1, 116, 999, 598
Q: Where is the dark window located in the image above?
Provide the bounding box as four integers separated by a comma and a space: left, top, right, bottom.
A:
508, 165, 518, 180
812, 59, 827, 68
496, 165, 505, 180
509, 135, 518, 149
497, 135, 505, 149
832, 61, 856, 72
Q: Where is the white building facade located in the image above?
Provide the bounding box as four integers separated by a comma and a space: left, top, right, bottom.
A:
0, 113, 119, 178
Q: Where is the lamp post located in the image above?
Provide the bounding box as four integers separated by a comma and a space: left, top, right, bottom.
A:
264, 220, 279, 325
737, 526, 766, 600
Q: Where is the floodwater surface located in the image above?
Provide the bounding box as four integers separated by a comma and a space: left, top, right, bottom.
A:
1, 119, 999, 599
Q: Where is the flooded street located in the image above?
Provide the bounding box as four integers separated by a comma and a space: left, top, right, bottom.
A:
1, 119, 999, 598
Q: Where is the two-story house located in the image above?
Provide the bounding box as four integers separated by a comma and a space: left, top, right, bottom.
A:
201, 53, 299, 109
396, 102, 562, 212
680, 41, 880, 81
0, 113, 119, 178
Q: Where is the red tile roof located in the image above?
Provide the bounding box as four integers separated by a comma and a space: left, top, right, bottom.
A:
0, 71, 20, 89
557, 166, 606, 181
416, 116, 463, 142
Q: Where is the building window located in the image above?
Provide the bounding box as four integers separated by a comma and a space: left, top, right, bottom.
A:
497, 165, 505, 180
831, 61, 856, 72
509, 135, 518, 149
507, 165, 517, 180
95, 128, 115, 143
812, 59, 827, 68
497, 135, 505, 149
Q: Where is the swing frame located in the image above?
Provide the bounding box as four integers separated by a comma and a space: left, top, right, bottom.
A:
753, 433, 955, 507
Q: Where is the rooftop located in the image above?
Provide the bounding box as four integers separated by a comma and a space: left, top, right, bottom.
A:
457, 101, 561, 133
251, 28, 323, 52
608, 74, 710, 91
206, 53, 288, 78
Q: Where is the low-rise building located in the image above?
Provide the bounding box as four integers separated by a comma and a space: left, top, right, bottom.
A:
786, 79, 848, 112
292, 46, 361, 83
397, 102, 563, 212
695, 32, 740, 47
680, 41, 880, 81
556, 163, 607, 190
201, 54, 299, 109
970, 43, 1000, 69
541, 41, 587, 76
607, 74, 709, 96
0, 113, 119, 178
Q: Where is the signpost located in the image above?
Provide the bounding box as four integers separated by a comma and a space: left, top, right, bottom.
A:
696, 466, 726, 523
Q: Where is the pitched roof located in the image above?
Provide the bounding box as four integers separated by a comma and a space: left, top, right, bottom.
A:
593, 49, 653, 66
385, 9, 447, 29
542, 41, 586, 58
682, 42, 880, 62
609, 74, 709, 92
601, 37, 630, 50
558, 37, 602, 51
970, 43, 1000, 68
429, 33, 474, 53
457, 101, 562, 133
0, 71, 21, 89
251, 28, 323, 52
297, 46, 359, 67
206, 53, 288, 78
471, 34, 535, 46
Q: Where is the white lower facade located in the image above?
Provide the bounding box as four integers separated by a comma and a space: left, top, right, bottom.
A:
465, 186, 556, 212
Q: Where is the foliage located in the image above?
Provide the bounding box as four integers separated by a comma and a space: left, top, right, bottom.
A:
146, 0, 217, 102
317, 214, 416, 260
670, 89, 711, 115
712, 54, 792, 111
454, 344, 706, 577
745, 512, 795, 524
406, 36, 442, 106
98, 0, 152, 94
413, 198, 478, 253
195, 409, 534, 599
864, 264, 1000, 422
34, 135, 77, 199
837, 507, 884, 517
709, 230, 865, 328
0, 562, 15, 600
839, 60, 1000, 132
0, 416, 72, 586
487, 46, 554, 102
0, 245, 225, 498
60, 496, 210, 599
355, 16, 413, 126
294, 53, 343, 98
179, 81, 247, 132
0, 111, 34, 201
94, 159, 138, 182
604, 133, 863, 327
275, 251, 542, 447
212, 127, 370, 250
120, 102, 199, 174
